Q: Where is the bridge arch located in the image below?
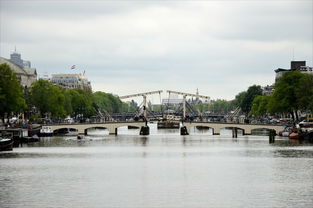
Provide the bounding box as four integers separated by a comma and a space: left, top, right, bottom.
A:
250, 127, 278, 135
53, 127, 79, 136
219, 126, 245, 135
45, 122, 146, 135
114, 124, 143, 135
192, 125, 215, 135
184, 122, 284, 136
84, 126, 109, 136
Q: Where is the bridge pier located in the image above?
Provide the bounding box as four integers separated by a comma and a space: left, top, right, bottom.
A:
212, 128, 220, 135
140, 126, 149, 135
180, 126, 189, 135
232, 128, 238, 138
269, 129, 276, 143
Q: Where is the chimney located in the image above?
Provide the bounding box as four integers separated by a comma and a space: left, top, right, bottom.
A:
291, 61, 306, 71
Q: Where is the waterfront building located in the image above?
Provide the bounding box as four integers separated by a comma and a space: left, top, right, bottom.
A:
162, 89, 209, 106
9, 49, 32, 68
262, 85, 274, 96
162, 94, 183, 106
275, 61, 313, 81
38, 73, 51, 81
0, 55, 37, 88
51, 73, 92, 90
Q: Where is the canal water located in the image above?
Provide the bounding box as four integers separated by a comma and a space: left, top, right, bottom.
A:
1, 124, 313, 208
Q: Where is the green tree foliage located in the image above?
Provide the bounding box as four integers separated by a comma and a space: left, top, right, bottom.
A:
234, 91, 247, 108
267, 71, 313, 121
63, 89, 73, 116
208, 99, 236, 114
0, 64, 26, 119
30, 80, 67, 118
249, 95, 270, 116
297, 73, 313, 112
128, 100, 139, 112
29, 81, 131, 120
249, 72, 313, 122
234, 85, 262, 114
93, 91, 125, 114
194, 103, 209, 113
67, 89, 95, 119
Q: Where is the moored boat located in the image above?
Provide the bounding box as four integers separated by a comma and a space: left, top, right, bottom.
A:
299, 128, 313, 142
28, 125, 41, 137
279, 126, 292, 137
77, 135, 85, 140
0, 137, 14, 151
21, 134, 40, 143
39, 126, 53, 137
289, 132, 299, 140
157, 113, 181, 129
157, 120, 180, 129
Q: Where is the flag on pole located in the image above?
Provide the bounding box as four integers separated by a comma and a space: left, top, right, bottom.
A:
71, 65, 76, 69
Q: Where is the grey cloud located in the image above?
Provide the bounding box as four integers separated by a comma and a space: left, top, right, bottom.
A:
0, 0, 312, 100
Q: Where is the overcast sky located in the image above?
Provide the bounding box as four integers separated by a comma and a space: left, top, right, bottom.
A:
0, 0, 312, 103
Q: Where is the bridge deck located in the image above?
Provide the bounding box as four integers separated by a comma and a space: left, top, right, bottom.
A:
45, 121, 146, 135
44, 121, 284, 136
184, 122, 284, 134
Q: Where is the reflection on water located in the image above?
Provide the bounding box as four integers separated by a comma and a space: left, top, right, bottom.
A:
1, 125, 313, 208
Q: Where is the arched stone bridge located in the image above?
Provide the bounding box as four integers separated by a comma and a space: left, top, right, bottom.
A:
184, 122, 284, 135
45, 121, 285, 136
45, 122, 146, 135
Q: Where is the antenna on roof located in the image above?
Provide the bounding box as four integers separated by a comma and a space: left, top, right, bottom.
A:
292, 48, 295, 61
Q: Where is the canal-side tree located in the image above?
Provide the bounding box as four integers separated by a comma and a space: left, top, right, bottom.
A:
63, 89, 73, 116
234, 85, 262, 115
30, 79, 67, 118
267, 71, 307, 122
67, 89, 95, 120
128, 100, 139, 112
0, 63, 26, 121
93, 91, 127, 114
208, 99, 236, 114
297, 73, 313, 113
249, 95, 270, 116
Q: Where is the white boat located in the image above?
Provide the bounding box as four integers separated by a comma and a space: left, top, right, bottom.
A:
279, 126, 292, 137
0, 137, 13, 151
282, 131, 291, 137
39, 126, 53, 137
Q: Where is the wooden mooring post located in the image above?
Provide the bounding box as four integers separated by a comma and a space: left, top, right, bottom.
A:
269, 129, 276, 143
140, 126, 150, 135
180, 126, 189, 135
232, 128, 238, 138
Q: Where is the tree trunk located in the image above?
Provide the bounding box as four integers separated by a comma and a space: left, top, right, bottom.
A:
290, 111, 295, 126
295, 110, 299, 122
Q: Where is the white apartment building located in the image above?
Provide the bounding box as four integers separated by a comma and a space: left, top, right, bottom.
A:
0, 56, 37, 88
51, 73, 92, 90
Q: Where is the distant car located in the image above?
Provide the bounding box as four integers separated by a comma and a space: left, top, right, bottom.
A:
270, 119, 280, 124
9, 117, 18, 123
279, 118, 293, 124
64, 118, 74, 124
298, 118, 313, 128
